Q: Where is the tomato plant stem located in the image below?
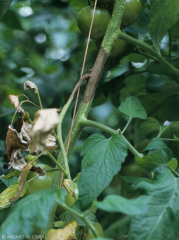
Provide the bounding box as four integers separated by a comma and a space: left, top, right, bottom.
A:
118, 31, 179, 79
121, 118, 132, 134
46, 150, 69, 178
56, 202, 99, 238
102, 0, 126, 55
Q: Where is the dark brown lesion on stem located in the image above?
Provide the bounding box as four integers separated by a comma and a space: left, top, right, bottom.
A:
82, 47, 108, 104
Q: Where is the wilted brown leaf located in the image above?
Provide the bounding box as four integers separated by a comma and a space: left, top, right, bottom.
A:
24, 81, 38, 93
21, 121, 32, 144
6, 125, 29, 159
30, 165, 46, 176
45, 134, 58, 151
10, 149, 27, 171
30, 109, 59, 153
46, 221, 77, 240
8, 95, 25, 116
10, 163, 31, 203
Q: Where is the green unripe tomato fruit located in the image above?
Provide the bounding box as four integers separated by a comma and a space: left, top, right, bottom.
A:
96, 38, 126, 57
26, 163, 54, 196
88, 222, 104, 239
77, 6, 111, 39
122, 0, 141, 27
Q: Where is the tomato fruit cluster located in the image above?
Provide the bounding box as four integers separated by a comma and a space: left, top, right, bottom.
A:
122, 0, 142, 27
77, 0, 141, 57
77, 5, 111, 39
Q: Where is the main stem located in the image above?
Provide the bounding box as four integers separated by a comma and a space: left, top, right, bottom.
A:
45, 0, 126, 234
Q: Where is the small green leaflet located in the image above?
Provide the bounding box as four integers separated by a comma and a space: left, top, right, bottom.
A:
148, 0, 179, 53
143, 137, 167, 152
138, 118, 160, 140
96, 168, 179, 240
119, 96, 147, 120
168, 158, 178, 170
135, 147, 173, 170
174, 135, 179, 141
0, 188, 67, 236
78, 134, 127, 208
0, 0, 13, 19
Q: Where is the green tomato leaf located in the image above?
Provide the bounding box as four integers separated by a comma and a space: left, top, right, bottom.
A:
148, 0, 179, 53
167, 158, 178, 170
78, 134, 127, 208
119, 96, 147, 120
0, 0, 13, 20
135, 147, 173, 170
1, 176, 18, 187
0, 188, 67, 235
95, 195, 146, 215
138, 117, 160, 140
143, 137, 167, 152
96, 168, 179, 240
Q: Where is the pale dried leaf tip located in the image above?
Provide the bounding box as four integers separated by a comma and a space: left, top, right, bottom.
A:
9, 95, 19, 109
24, 81, 38, 93
8, 95, 25, 116
30, 109, 59, 153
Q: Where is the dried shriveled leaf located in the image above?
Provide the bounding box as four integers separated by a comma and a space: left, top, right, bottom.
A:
45, 134, 58, 151
30, 165, 46, 176
8, 95, 24, 116
24, 81, 38, 93
6, 125, 29, 159
10, 163, 31, 203
0, 181, 28, 210
46, 221, 77, 240
21, 121, 32, 143
30, 109, 59, 152
10, 149, 27, 171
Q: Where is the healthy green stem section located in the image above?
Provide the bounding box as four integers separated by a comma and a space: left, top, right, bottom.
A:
118, 31, 179, 79
81, 118, 143, 158
57, 74, 90, 180
46, 150, 68, 177
102, 0, 126, 55
56, 202, 98, 238
121, 118, 132, 134
36, 90, 43, 109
